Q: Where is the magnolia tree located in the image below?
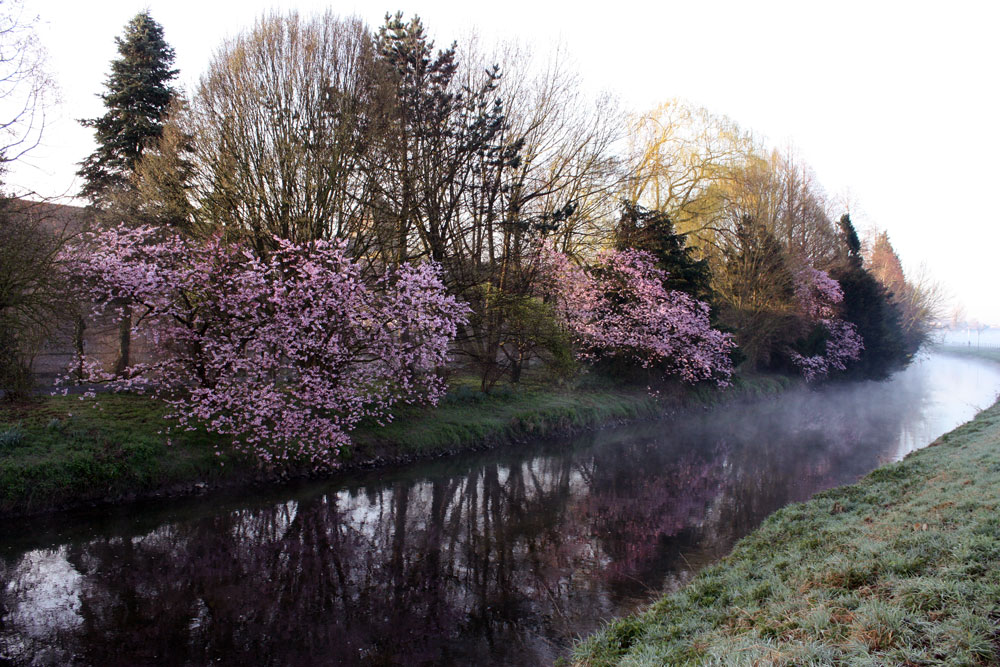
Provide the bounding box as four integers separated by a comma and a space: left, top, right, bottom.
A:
789, 264, 864, 381
66, 226, 468, 467
541, 245, 733, 384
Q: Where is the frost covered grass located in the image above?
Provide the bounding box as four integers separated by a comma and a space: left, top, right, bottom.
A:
574, 376, 1000, 665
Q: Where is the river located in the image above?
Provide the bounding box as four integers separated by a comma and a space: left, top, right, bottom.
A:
2, 351, 999, 666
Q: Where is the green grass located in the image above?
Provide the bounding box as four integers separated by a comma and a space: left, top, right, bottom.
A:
0, 394, 245, 515
349, 383, 659, 458
1, 373, 786, 518
574, 352, 1000, 666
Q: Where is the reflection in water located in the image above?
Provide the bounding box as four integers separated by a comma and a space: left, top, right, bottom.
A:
2, 353, 1000, 665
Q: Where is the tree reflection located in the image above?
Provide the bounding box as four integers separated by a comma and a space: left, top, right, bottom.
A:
0, 358, 975, 666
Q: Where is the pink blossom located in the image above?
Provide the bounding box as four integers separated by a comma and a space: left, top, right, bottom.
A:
63, 226, 469, 468
794, 264, 844, 320
789, 263, 864, 381
541, 244, 734, 384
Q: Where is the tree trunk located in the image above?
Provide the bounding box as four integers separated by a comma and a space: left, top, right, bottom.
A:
113, 305, 131, 375
73, 315, 86, 380
511, 356, 522, 384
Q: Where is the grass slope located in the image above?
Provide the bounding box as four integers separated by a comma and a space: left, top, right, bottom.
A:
574, 355, 1000, 665
0, 394, 240, 516
935, 345, 1000, 365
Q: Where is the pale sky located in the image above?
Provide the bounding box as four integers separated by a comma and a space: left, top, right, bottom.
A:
14, 0, 1000, 323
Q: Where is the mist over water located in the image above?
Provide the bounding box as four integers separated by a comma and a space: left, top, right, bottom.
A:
2, 352, 1000, 666
938, 328, 1000, 348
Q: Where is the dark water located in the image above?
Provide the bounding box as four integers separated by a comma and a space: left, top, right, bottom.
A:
2, 352, 1000, 666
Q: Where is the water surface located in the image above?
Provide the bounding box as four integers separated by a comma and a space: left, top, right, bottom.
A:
2, 352, 999, 666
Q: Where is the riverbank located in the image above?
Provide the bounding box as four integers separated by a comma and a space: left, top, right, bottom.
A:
0, 373, 791, 518
934, 344, 1000, 364
573, 348, 1000, 665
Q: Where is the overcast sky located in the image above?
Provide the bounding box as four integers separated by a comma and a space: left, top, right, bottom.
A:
13, 0, 1000, 323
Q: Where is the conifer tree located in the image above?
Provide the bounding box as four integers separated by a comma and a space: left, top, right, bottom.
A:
831, 214, 909, 378
77, 11, 177, 374
837, 213, 863, 269
78, 11, 177, 206
615, 201, 713, 302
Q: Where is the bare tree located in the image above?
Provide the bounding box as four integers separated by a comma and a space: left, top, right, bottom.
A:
189, 11, 378, 254
0, 0, 54, 171
0, 0, 71, 397
485, 42, 623, 256
693, 148, 839, 271
0, 200, 83, 398
867, 231, 944, 350
712, 214, 798, 370
445, 37, 622, 385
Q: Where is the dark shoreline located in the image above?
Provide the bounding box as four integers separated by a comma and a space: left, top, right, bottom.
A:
0, 374, 793, 520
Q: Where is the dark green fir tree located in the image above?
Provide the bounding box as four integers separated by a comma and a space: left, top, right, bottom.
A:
615, 200, 713, 302
78, 11, 178, 206
830, 214, 909, 379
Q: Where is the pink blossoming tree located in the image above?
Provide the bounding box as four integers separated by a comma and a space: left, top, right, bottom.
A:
66, 226, 469, 467
789, 264, 864, 381
541, 245, 734, 384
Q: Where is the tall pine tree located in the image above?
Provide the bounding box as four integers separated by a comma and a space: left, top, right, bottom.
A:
78, 11, 177, 206
77, 12, 177, 374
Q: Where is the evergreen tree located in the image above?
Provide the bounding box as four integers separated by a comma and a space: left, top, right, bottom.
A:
77, 11, 177, 374
830, 263, 907, 379
831, 214, 909, 379
615, 201, 713, 302
78, 11, 178, 205
837, 213, 863, 269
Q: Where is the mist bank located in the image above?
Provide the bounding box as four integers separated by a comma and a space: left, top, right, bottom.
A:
574, 348, 1000, 665
934, 344, 1000, 365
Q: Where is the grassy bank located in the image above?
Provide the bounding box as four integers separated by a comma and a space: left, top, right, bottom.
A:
574, 354, 1000, 665
0, 374, 789, 518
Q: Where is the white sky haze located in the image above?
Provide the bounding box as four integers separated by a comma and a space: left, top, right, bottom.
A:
14, 0, 1000, 323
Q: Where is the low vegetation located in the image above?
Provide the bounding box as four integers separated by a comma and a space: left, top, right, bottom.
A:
0, 394, 229, 516
574, 348, 1000, 665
